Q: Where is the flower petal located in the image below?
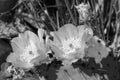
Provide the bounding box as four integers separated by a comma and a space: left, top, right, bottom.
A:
38, 28, 45, 43
31, 50, 47, 65
63, 24, 78, 38
24, 30, 40, 45
6, 53, 33, 69
77, 25, 93, 44
56, 29, 68, 42
25, 30, 47, 53
37, 29, 47, 51
11, 42, 23, 55
54, 24, 77, 44
50, 44, 64, 59
50, 31, 62, 47
11, 30, 40, 55
11, 34, 27, 51
77, 25, 86, 39
11, 34, 28, 54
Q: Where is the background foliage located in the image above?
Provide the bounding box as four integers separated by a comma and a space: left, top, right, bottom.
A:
0, 0, 120, 80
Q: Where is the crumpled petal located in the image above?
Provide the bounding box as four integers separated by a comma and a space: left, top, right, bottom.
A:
84, 36, 109, 63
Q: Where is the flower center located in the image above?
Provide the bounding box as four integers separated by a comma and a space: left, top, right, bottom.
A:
61, 38, 81, 55
20, 40, 38, 63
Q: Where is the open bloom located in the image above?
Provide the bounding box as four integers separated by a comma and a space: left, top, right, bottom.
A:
49, 24, 93, 65
6, 29, 48, 69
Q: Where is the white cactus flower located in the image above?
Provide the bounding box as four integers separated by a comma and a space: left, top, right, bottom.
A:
6, 29, 48, 69
49, 24, 93, 65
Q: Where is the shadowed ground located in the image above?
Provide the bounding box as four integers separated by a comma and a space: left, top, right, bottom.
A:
0, 39, 12, 69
